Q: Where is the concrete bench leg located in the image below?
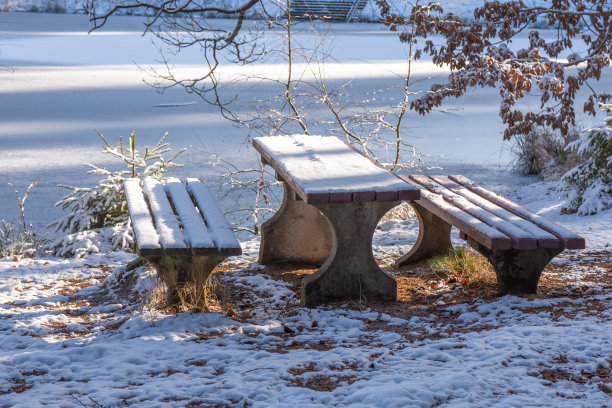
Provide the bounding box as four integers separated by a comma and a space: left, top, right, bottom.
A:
259, 182, 333, 264
469, 240, 563, 294
145, 255, 226, 306
394, 202, 452, 268
301, 200, 400, 307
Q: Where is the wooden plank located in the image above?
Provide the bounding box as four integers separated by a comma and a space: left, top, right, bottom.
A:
142, 178, 188, 250
330, 192, 353, 203
165, 178, 215, 249
186, 179, 242, 252
430, 175, 560, 249
449, 175, 586, 249
123, 179, 162, 255
401, 176, 512, 250
410, 175, 537, 250
376, 191, 399, 201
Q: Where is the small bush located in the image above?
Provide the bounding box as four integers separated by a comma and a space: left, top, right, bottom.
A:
0, 220, 46, 258
49, 131, 185, 257
1, 180, 47, 258
512, 126, 582, 180
558, 104, 612, 215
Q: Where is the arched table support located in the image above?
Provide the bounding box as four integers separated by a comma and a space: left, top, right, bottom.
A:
394, 202, 452, 267
301, 200, 400, 307
258, 182, 333, 265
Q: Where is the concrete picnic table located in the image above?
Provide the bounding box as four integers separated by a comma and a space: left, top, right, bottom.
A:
253, 135, 420, 306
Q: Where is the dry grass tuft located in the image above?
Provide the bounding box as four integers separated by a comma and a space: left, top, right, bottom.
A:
143, 274, 225, 315
428, 246, 496, 287
380, 202, 415, 222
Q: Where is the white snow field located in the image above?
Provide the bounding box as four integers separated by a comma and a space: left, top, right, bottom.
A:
0, 10, 611, 407
0, 185, 610, 407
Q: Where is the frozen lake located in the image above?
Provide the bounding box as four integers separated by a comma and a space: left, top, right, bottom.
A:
1, 12, 608, 230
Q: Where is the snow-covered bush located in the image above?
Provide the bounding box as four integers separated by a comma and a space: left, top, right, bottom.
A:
49, 131, 185, 257
512, 126, 582, 180
558, 104, 612, 215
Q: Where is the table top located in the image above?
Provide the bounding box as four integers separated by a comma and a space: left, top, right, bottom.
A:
253, 135, 420, 204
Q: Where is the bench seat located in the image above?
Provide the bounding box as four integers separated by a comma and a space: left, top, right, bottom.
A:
396, 174, 585, 294
124, 177, 241, 304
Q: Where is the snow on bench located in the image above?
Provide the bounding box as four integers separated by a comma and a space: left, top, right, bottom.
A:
253, 135, 420, 203
397, 174, 585, 295
403, 174, 585, 251
124, 177, 241, 257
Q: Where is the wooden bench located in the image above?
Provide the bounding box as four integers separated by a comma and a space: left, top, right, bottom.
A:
395, 174, 585, 294
124, 177, 241, 304
253, 135, 420, 306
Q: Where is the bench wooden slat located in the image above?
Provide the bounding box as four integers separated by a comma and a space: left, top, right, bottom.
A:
142, 178, 188, 250
430, 175, 560, 249
165, 178, 215, 249
410, 175, 538, 250
402, 177, 512, 250
124, 179, 161, 252
186, 179, 241, 254
449, 175, 586, 249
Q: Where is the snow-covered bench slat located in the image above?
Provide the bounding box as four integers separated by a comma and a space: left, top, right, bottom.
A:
396, 174, 585, 295
142, 178, 187, 253
402, 178, 512, 250
124, 177, 242, 257
165, 177, 215, 250
123, 178, 161, 251
187, 178, 241, 253
410, 174, 548, 250
448, 175, 585, 250
430, 175, 560, 248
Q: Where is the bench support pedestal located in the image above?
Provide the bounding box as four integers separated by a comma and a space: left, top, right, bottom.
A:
468, 241, 562, 294
259, 183, 333, 264
301, 200, 400, 307
394, 203, 452, 267
145, 255, 226, 306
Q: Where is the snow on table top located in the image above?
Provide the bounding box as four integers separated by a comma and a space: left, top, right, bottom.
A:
123, 178, 160, 250
254, 135, 412, 195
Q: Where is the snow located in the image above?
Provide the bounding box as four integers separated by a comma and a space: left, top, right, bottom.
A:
0, 200, 610, 406
187, 178, 241, 250
430, 175, 558, 242
254, 135, 413, 195
123, 178, 161, 250
0, 10, 610, 406
451, 175, 586, 246
165, 177, 215, 248
142, 178, 187, 249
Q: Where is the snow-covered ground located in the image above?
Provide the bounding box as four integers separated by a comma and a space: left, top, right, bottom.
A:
1, 180, 610, 407
0, 10, 611, 407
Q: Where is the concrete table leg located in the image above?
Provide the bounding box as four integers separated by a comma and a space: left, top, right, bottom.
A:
469, 240, 563, 295
146, 255, 226, 306
301, 200, 400, 307
394, 202, 452, 268
259, 182, 333, 265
